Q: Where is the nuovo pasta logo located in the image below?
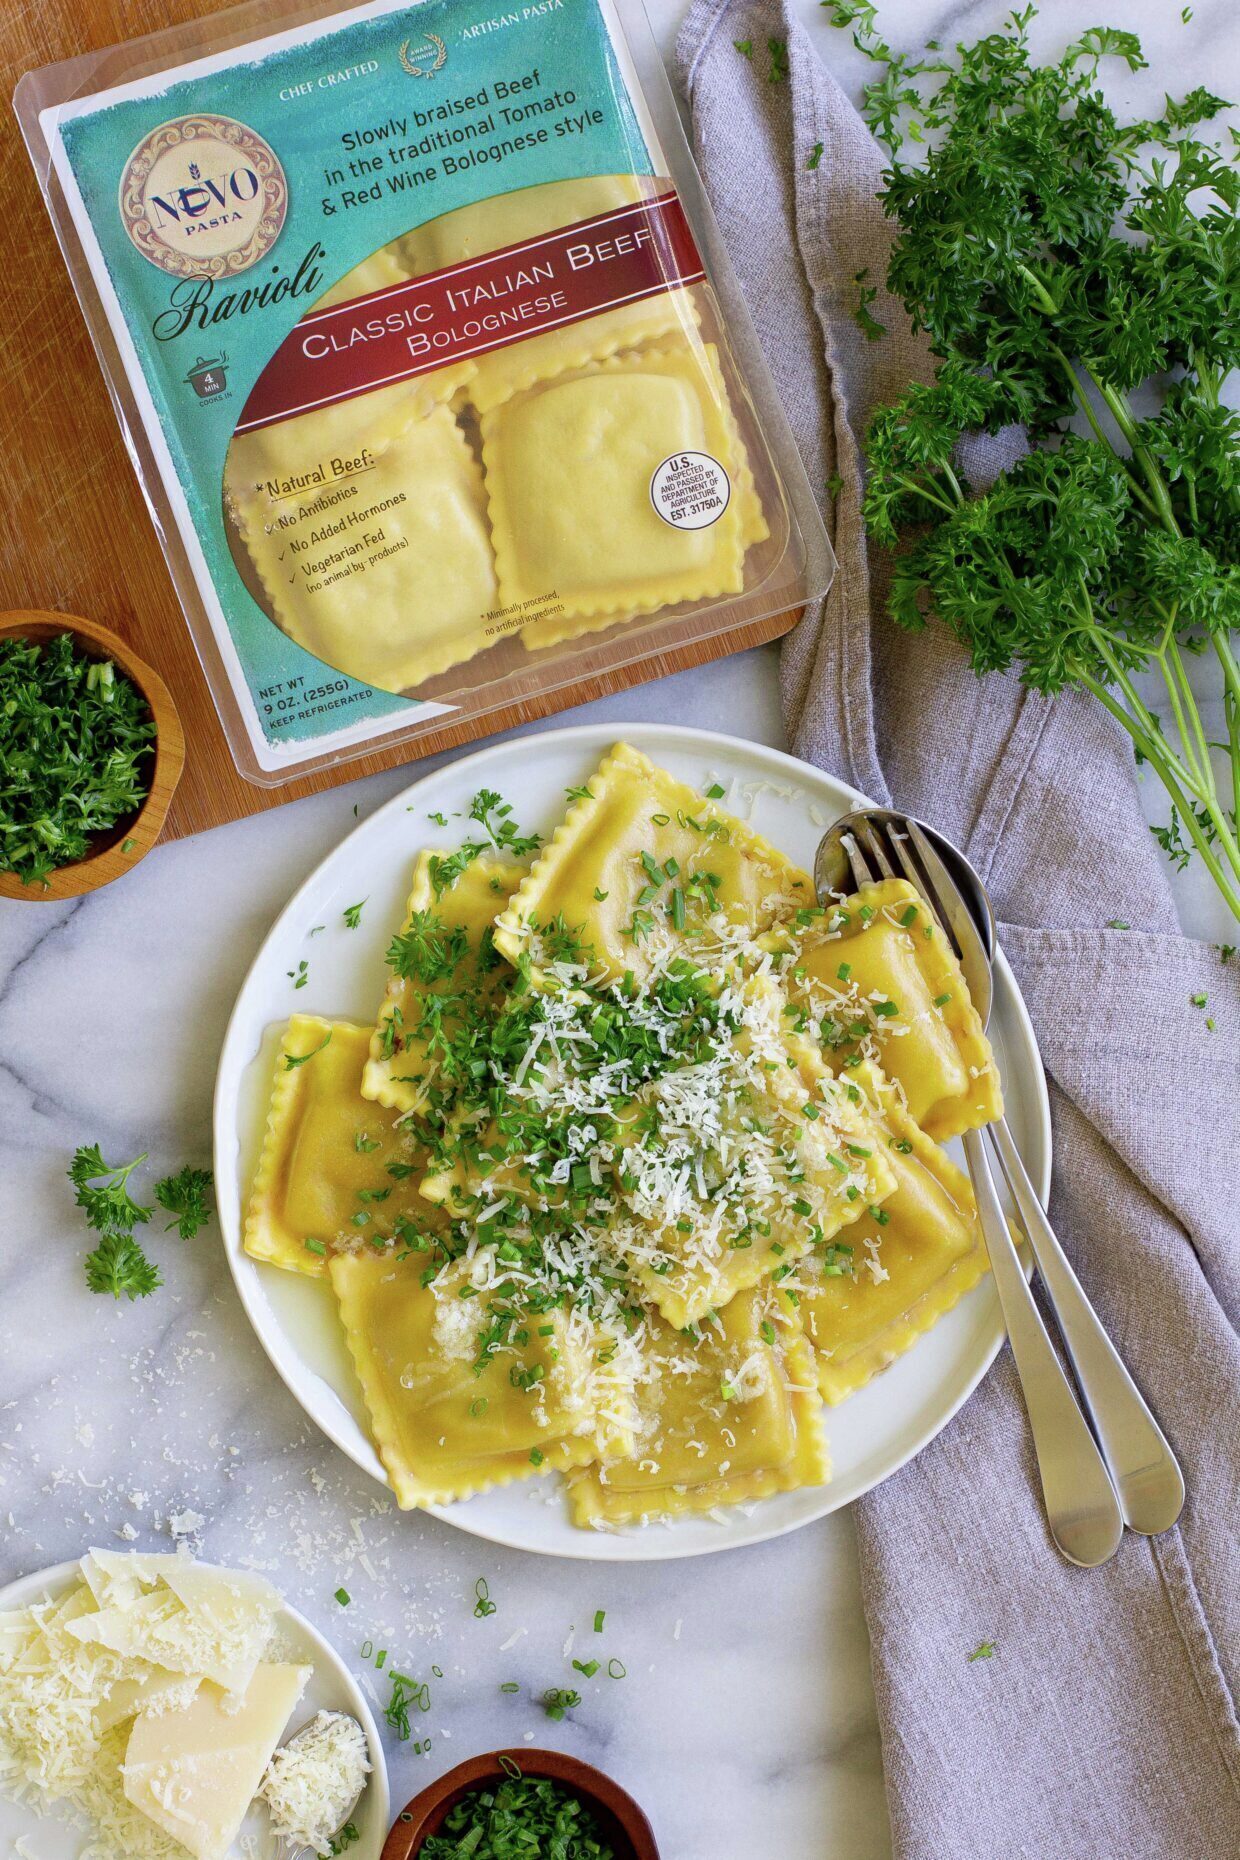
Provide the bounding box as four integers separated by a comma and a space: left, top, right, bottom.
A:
119, 114, 288, 278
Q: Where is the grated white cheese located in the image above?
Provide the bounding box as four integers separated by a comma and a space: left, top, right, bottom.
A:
258, 1710, 369, 1857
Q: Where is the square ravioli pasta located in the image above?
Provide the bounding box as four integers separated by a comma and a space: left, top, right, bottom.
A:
568, 1289, 827, 1528
329, 1251, 629, 1508
399, 172, 698, 413
494, 741, 814, 985
363, 852, 526, 1113
481, 341, 768, 646
244, 1017, 441, 1276
608, 975, 897, 1330
777, 878, 1002, 1140
797, 1067, 991, 1403
226, 403, 496, 694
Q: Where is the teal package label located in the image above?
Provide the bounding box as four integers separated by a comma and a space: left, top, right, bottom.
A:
45, 0, 658, 766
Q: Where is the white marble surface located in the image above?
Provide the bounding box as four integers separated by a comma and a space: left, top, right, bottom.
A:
2, 5, 1236, 1858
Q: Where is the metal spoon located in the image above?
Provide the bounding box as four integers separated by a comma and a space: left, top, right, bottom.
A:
266, 1710, 369, 1860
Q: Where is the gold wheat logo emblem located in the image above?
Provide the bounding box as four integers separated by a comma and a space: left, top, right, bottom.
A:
399, 33, 447, 78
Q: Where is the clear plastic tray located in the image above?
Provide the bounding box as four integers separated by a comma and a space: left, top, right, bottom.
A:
16, 0, 833, 785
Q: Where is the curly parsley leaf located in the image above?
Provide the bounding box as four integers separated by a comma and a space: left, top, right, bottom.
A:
155, 1165, 215, 1239
69, 1145, 151, 1235
83, 1231, 162, 1300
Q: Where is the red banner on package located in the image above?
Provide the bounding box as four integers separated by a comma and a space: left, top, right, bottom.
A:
235, 191, 706, 435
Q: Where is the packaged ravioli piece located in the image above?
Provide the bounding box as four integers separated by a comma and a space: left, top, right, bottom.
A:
17, 0, 831, 786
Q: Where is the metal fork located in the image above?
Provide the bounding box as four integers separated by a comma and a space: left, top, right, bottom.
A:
816, 808, 1184, 1563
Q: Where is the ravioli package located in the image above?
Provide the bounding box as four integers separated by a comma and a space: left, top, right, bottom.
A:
18, 0, 830, 785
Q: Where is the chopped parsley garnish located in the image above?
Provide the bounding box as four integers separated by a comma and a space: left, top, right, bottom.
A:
154, 1166, 214, 1239
807, 140, 824, 170
285, 1032, 332, 1069
287, 959, 309, 989
0, 633, 155, 887
967, 1640, 997, 1662
342, 899, 367, 929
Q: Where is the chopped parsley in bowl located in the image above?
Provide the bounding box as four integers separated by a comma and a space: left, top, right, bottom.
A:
0, 628, 157, 888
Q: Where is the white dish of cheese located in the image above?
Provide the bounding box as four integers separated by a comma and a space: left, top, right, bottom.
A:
0, 1553, 388, 1860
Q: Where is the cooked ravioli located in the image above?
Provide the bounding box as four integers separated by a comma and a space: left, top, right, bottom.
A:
799, 1070, 990, 1402
243, 1017, 433, 1277
363, 853, 526, 1112
568, 1289, 827, 1527
494, 741, 812, 985
609, 976, 895, 1328
329, 1252, 625, 1508
238, 748, 1012, 1537
481, 342, 767, 641
228, 405, 497, 694
785, 878, 1002, 1140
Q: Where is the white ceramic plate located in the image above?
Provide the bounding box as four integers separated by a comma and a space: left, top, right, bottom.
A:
215, 723, 1050, 1562
0, 1557, 389, 1860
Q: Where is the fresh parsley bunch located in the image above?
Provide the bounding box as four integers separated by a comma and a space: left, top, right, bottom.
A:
0, 633, 155, 887
825, 3, 1240, 920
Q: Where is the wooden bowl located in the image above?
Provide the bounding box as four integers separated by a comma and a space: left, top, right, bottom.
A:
381, 1748, 659, 1859
0, 610, 184, 901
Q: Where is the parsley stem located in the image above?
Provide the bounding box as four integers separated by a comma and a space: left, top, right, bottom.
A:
1083, 670, 1240, 920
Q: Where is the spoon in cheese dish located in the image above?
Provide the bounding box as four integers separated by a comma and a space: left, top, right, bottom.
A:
260, 1709, 371, 1859
816, 808, 1184, 1560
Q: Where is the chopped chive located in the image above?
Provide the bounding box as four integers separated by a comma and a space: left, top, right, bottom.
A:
607, 1659, 626, 1679
473, 1577, 497, 1618
500, 1681, 520, 1693
593, 1610, 606, 1633
334, 1588, 351, 1606
573, 1658, 600, 1677
705, 782, 726, 798
837, 962, 851, 981
303, 1237, 327, 1256
899, 904, 918, 927
933, 992, 952, 1007
529, 1448, 544, 1467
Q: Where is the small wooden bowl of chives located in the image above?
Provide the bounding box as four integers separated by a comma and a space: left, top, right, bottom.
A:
380, 1749, 659, 1859
0, 609, 185, 902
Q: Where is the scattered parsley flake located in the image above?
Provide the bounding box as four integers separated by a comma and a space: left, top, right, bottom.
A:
968, 1640, 997, 1662
342, 899, 367, 929
285, 1032, 332, 1069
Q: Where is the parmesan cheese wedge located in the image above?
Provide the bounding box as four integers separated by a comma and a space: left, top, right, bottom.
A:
122, 1661, 310, 1860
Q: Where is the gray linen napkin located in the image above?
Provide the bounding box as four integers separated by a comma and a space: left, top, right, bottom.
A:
677, 5, 1240, 1855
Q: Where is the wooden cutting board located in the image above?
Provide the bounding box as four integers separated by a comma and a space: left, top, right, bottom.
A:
0, 0, 798, 844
